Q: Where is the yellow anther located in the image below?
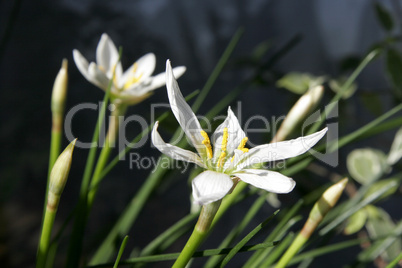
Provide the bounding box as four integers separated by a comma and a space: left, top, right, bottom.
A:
216, 128, 229, 167
237, 137, 249, 153
221, 128, 228, 151
200, 130, 213, 159
123, 63, 143, 90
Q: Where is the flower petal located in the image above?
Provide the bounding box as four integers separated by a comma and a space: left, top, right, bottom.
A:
73, 49, 92, 82
236, 128, 328, 170
124, 66, 187, 95
233, 169, 295, 193
166, 60, 205, 151
119, 53, 156, 89
212, 107, 246, 157
88, 62, 111, 90
192, 170, 234, 205
152, 122, 206, 168
96, 33, 122, 79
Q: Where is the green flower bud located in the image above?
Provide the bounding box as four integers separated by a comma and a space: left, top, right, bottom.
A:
302, 178, 348, 238
47, 139, 76, 211
51, 59, 68, 115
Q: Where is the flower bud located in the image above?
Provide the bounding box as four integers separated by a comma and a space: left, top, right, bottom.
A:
274, 85, 324, 142
47, 139, 76, 211
301, 178, 348, 238
51, 59, 68, 115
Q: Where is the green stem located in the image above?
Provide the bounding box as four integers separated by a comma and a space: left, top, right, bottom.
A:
87, 103, 127, 209
36, 202, 57, 268
172, 201, 221, 268
275, 233, 307, 268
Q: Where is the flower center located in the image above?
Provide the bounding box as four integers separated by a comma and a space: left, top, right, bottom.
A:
123, 63, 143, 91
199, 128, 249, 170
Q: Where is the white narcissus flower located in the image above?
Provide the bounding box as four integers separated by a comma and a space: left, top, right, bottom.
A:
73, 33, 186, 105
152, 60, 328, 206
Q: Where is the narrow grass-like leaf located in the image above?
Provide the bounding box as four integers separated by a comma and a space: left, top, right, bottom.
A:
319, 180, 398, 235
113, 236, 129, 268
358, 220, 402, 262
286, 238, 369, 265
308, 48, 380, 135
385, 252, 402, 268
192, 27, 244, 113
244, 200, 303, 268
205, 194, 267, 267
260, 232, 295, 267
220, 210, 279, 267
139, 213, 198, 257
87, 242, 278, 267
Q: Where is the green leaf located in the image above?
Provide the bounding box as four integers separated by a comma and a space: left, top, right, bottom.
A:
113, 236, 129, 268
364, 177, 401, 201
276, 72, 325, 95
374, 3, 394, 32
359, 217, 402, 262
329, 77, 357, 99
344, 209, 367, 235
220, 210, 279, 267
386, 48, 402, 97
347, 148, 388, 185
388, 127, 402, 165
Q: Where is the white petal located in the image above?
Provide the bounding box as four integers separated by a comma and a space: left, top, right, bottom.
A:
152, 122, 206, 168
96, 33, 122, 79
236, 128, 328, 170
192, 170, 234, 205
119, 53, 156, 89
166, 60, 205, 151
73, 49, 92, 82
135, 53, 156, 80
233, 169, 295, 193
212, 107, 246, 157
145, 66, 187, 92
88, 62, 111, 90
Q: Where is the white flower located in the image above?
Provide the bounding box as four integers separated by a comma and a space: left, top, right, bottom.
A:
73, 33, 186, 105
152, 60, 328, 206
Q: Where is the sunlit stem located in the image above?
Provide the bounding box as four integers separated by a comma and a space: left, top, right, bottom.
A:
172, 200, 221, 268
275, 178, 348, 268
87, 101, 127, 210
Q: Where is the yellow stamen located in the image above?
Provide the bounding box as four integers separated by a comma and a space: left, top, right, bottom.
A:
237, 137, 249, 153
200, 130, 213, 159
231, 136, 249, 162
221, 128, 228, 151
217, 128, 229, 167
123, 63, 143, 90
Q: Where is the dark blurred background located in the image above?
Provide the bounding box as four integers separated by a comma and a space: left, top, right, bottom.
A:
0, 0, 400, 267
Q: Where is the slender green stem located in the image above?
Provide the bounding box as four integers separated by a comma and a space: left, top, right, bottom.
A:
275, 234, 307, 268
87, 103, 127, 209
36, 207, 57, 268
172, 201, 221, 268
66, 49, 121, 268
